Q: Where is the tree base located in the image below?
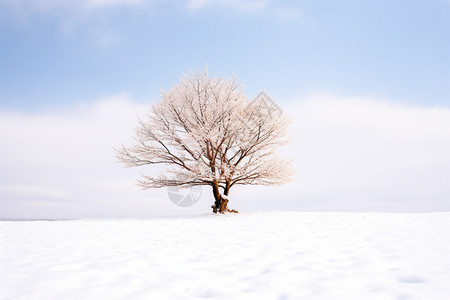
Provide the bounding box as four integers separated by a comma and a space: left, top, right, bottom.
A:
211, 199, 238, 214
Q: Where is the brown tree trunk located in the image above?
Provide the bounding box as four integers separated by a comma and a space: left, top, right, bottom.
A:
223, 179, 230, 197
211, 180, 238, 214
211, 181, 221, 213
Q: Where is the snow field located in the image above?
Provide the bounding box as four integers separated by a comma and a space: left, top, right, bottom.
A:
1, 212, 450, 299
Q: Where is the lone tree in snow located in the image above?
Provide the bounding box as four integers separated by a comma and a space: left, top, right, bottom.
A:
116, 69, 293, 213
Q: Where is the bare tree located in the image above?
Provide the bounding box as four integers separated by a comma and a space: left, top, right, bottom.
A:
116, 69, 293, 213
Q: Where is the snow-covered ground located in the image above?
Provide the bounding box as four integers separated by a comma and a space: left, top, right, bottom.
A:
1, 212, 449, 300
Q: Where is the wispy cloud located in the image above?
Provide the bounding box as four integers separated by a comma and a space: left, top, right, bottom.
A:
1, 0, 299, 19
0, 0, 300, 46
0, 0, 143, 15
187, 0, 270, 12
187, 0, 300, 18
0, 184, 70, 201
246, 95, 450, 212
0, 94, 180, 219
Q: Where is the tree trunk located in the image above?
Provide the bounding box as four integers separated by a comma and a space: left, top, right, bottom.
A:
223, 179, 230, 197
211, 180, 238, 214
211, 181, 221, 213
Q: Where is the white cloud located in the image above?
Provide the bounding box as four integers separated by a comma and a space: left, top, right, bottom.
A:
235, 95, 450, 212
186, 0, 301, 18
1, 94, 449, 219
0, 184, 70, 200
0, 0, 299, 19
0, 0, 147, 41
0, 94, 200, 219
2, 0, 270, 15
188, 0, 270, 12
0, 0, 142, 15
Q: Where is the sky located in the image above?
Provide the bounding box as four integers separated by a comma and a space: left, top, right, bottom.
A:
0, 0, 449, 218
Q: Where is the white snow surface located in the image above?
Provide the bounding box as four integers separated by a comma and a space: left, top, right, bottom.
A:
1, 212, 450, 300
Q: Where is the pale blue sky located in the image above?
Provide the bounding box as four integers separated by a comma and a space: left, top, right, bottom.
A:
1, 0, 449, 111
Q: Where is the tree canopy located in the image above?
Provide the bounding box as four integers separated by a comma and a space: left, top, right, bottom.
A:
116, 70, 293, 213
